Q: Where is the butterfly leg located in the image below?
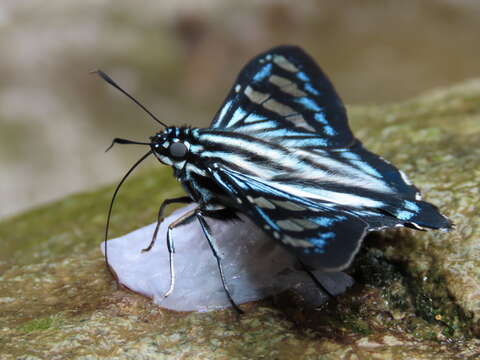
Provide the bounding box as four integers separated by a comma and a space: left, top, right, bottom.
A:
142, 196, 192, 253
196, 210, 244, 314
161, 206, 198, 300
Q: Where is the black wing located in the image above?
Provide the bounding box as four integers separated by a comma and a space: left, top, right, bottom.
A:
208, 163, 451, 270
210, 45, 355, 149
209, 165, 369, 270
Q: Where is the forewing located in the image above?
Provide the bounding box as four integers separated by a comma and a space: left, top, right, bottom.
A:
210, 45, 355, 149
210, 166, 369, 270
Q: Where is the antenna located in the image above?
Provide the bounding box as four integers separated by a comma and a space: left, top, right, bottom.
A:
92, 69, 168, 128
104, 150, 153, 269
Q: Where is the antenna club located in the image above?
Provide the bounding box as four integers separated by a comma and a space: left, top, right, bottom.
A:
92, 69, 169, 128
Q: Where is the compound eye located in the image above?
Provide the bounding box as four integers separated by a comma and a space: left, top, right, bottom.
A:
169, 142, 188, 159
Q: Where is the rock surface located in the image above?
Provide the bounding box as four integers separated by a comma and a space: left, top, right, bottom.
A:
1, 80, 480, 358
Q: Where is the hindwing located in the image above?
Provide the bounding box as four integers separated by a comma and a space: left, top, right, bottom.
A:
210, 165, 369, 270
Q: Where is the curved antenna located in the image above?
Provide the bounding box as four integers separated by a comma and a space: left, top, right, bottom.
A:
92, 69, 168, 128
104, 150, 153, 270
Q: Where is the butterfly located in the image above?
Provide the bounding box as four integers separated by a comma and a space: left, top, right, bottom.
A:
98, 45, 452, 312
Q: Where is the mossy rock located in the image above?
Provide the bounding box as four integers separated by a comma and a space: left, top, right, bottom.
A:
1, 80, 480, 359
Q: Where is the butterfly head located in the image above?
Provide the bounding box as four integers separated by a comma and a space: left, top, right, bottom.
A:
150, 127, 191, 167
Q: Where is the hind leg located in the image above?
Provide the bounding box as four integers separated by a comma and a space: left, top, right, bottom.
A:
196, 209, 244, 314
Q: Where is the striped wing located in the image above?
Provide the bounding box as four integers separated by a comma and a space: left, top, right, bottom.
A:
210, 165, 369, 270
210, 45, 355, 149
208, 164, 451, 270
196, 131, 452, 232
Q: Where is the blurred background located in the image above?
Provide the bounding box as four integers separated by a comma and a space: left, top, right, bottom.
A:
1, 0, 479, 219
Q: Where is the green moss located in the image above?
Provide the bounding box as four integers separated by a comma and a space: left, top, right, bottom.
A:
352, 244, 473, 340
353, 246, 411, 311
19, 315, 63, 333
353, 247, 402, 287
406, 270, 472, 339
339, 315, 373, 336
